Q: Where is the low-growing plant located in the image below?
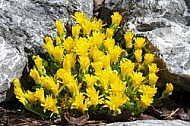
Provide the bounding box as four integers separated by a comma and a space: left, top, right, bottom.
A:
13, 12, 173, 119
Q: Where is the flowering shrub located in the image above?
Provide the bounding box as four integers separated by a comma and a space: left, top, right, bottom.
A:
13, 12, 173, 119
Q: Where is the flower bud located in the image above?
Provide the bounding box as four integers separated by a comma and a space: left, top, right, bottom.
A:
165, 83, 174, 94
162, 83, 174, 98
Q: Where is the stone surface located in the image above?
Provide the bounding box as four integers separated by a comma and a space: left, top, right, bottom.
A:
0, 0, 93, 102
107, 120, 190, 126
0, 37, 26, 102
102, 0, 190, 91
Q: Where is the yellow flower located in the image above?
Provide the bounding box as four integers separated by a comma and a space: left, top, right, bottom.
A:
13, 78, 27, 105
75, 37, 90, 57
101, 54, 111, 69
79, 56, 90, 71
140, 94, 153, 107
104, 37, 115, 50
13, 78, 28, 105
71, 93, 88, 112
51, 82, 60, 96
44, 36, 54, 55
144, 53, 154, 65
72, 24, 81, 38
165, 83, 174, 94
82, 20, 92, 35
34, 88, 45, 103
84, 74, 98, 88
72, 12, 86, 24
149, 73, 159, 86
91, 61, 103, 72
134, 37, 146, 49
63, 36, 74, 53
148, 63, 159, 73
104, 93, 129, 114
63, 60, 71, 72
124, 31, 134, 48
90, 47, 104, 62
56, 36, 61, 45
51, 46, 64, 63
67, 53, 77, 68
40, 76, 51, 89
33, 55, 43, 71
92, 18, 104, 31
109, 71, 120, 84
44, 36, 53, 44
132, 72, 145, 88
41, 76, 60, 96
95, 69, 111, 90
40, 76, 58, 95
86, 87, 103, 106
66, 79, 81, 96
89, 31, 105, 48
13, 78, 24, 98
13, 11, 175, 118
63, 53, 76, 70
162, 83, 174, 97
120, 60, 135, 76
19, 97, 28, 105
99, 78, 109, 91
24, 90, 37, 104
55, 20, 64, 37
41, 94, 59, 117
106, 28, 114, 38
14, 87, 25, 99
138, 85, 157, 97
13, 78, 20, 87
111, 12, 122, 26
110, 81, 126, 94
56, 68, 74, 84
108, 46, 122, 63
134, 49, 142, 62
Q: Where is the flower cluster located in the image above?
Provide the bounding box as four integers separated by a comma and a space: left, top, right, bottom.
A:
13, 12, 173, 118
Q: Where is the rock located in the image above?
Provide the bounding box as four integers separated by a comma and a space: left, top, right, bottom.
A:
102, 0, 190, 91
0, 0, 94, 102
0, 37, 26, 102
107, 120, 190, 126
94, 0, 104, 12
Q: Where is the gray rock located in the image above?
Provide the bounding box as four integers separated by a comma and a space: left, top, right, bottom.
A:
0, 37, 26, 102
0, 0, 93, 102
107, 120, 190, 126
103, 0, 190, 91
